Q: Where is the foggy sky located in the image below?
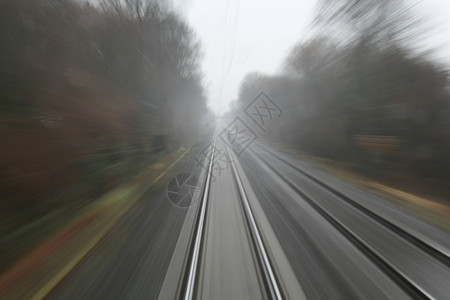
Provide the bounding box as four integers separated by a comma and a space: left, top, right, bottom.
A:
187, 0, 450, 115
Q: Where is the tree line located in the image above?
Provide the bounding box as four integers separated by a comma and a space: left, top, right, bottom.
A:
0, 0, 210, 245
233, 0, 450, 183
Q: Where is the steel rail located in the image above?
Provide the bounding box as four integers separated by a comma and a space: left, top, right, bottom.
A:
259, 145, 450, 267
182, 140, 216, 300
253, 150, 432, 299
226, 145, 284, 300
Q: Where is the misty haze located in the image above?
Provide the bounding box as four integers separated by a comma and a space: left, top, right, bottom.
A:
1, 0, 449, 299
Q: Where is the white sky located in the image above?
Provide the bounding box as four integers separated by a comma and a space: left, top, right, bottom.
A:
186, 0, 450, 115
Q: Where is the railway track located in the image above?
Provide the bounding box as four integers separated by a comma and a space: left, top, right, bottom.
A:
250, 145, 450, 300
179, 140, 285, 300
259, 145, 450, 266
180, 140, 216, 300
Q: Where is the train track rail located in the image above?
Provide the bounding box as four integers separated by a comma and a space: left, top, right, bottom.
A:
251, 146, 450, 299
180, 140, 284, 300
260, 145, 450, 266
180, 141, 216, 300
226, 145, 284, 300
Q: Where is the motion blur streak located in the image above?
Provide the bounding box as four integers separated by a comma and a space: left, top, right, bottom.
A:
1, 0, 449, 299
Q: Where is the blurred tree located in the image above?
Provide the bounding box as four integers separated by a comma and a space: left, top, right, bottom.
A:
232, 0, 449, 178
0, 0, 209, 242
